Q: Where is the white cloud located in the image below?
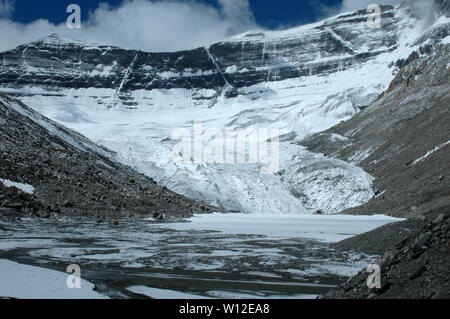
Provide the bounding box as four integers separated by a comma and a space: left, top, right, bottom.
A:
0, 0, 259, 52
310, 0, 401, 19
338, 0, 440, 29
217, 0, 256, 33
0, 0, 14, 19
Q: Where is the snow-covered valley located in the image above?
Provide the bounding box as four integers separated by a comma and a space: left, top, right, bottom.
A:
0, 1, 449, 300
2, 4, 448, 215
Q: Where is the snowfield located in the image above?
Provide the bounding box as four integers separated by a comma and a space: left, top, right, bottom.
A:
1, 4, 447, 215
0, 259, 108, 299
0, 57, 391, 215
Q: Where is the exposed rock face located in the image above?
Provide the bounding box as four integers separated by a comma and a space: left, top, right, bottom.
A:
312, 45, 449, 300
0, 93, 213, 220
0, 3, 447, 107
323, 211, 449, 299
302, 45, 450, 218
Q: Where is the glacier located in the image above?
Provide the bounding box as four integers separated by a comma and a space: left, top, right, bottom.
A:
0, 3, 448, 215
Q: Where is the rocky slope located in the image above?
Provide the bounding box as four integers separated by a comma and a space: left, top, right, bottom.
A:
323, 211, 449, 299
302, 45, 449, 218
312, 45, 450, 299
0, 93, 213, 220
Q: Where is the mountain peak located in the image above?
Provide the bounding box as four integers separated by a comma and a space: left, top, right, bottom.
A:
33, 33, 88, 47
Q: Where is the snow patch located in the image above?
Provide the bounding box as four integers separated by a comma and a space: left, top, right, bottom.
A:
0, 259, 108, 299
0, 179, 34, 194
411, 140, 450, 166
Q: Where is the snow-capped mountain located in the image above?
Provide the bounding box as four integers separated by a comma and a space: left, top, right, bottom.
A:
0, 1, 448, 214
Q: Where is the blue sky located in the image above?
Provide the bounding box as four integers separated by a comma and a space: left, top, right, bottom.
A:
11, 0, 342, 28
0, 0, 400, 52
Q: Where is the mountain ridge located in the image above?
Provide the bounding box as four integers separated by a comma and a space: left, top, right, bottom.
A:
2, 3, 446, 95
0, 1, 448, 215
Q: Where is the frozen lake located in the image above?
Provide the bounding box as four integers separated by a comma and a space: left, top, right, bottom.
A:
0, 213, 400, 299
